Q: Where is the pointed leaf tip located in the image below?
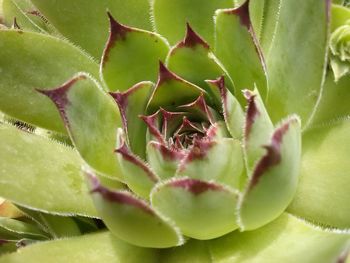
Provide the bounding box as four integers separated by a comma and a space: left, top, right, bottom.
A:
221, 0, 251, 29
107, 12, 131, 41
244, 90, 260, 138
157, 61, 181, 85
181, 23, 209, 49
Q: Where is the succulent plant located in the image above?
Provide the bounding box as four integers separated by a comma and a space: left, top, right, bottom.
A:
0, 0, 350, 262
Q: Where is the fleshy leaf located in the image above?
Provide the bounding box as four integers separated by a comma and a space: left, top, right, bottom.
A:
166, 24, 235, 97
206, 77, 245, 139
110, 81, 153, 159
38, 73, 122, 180
0, 199, 23, 218
176, 138, 244, 189
30, 0, 152, 59
87, 173, 183, 248
152, 0, 233, 46
288, 119, 350, 229
262, 0, 330, 125
102, 13, 169, 92
0, 231, 159, 263
151, 178, 239, 240
208, 213, 350, 263
0, 123, 97, 217
214, 3, 267, 101
239, 116, 301, 230
243, 89, 274, 172
115, 130, 159, 199
0, 30, 99, 133
147, 62, 204, 113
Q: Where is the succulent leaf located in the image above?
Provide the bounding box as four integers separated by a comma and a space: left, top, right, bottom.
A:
30, 0, 153, 59
0, 30, 99, 133
0, 217, 48, 240
214, 3, 267, 101
87, 173, 183, 248
288, 119, 350, 229
151, 178, 239, 240
239, 116, 301, 230
166, 24, 235, 97
0, 123, 97, 217
38, 73, 123, 180
151, 0, 233, 46
102, 13, 169, 92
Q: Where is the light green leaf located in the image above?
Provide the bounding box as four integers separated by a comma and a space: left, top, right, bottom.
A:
239, 116, 301, 230
0, 123, 97, 217
152, 0, 233, 46
151, 178, 239, 240
0, 231, 159, 263
288, 119, 350, 229
214, 4, 267, 101
0, 30, 99, 133
102, 14, 169, 92
30, 0, 152, 59
38, 73, 122, 180
262, 0, 329, 125
0, 217, 48, 240
208, 213, 350, 263
87, 173, 183, 248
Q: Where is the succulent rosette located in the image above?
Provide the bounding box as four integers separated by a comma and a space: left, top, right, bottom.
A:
0, 0, 350, 262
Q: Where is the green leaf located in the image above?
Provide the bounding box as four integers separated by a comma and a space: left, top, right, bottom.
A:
147, 63, 204, 113
0, 231, 159, 263
166, 24, 235, 97
239, 116, 301, 230
208, 213, 350, 263
214, 3, 267, 101
87, 173, 183, 248
310, 73, 350, 126
38, 73, 122, 180
0, 30, 99, 133
151, 178, 239, 240
176, 138, 244, 190
288, 119, 350, 229
261, 0, 330, 125
30, 0, 152, 59
0, 123, 97, 217
331, 4, 350, 32
152, 0, 233, 46
102, 14, 169, 92
0, 217, 48, 240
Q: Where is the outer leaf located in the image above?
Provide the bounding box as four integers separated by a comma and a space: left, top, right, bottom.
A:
30, 0, 152, 59
0, 231, 159, 263
0, 124, 97, 217
102, 14, 169, 92
0, 30, 99, 133
214, 3, 267, 101
152, 0, 233, 46
310, 73, 350, 126
38, 73, 122, 180
262, 0, 330, 125
239, 116, 301, 230
87, 174, 183, 248
288, 119, 350, 229
208, 213, 350, 263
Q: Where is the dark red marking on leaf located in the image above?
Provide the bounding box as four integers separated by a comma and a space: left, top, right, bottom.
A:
110, 82, 147, 136
27, 10, 49, 24
325, 0, 331, 23
36, 75, 86, 126
102, 12, 132, 66
249, 119, 293, 189
336, 250, 349, 263
160, 108, 185, 139
0, 240, 8, 245
149, 141, 185, 161
205, 124, 218, 139
169, 178, 223, 195
243, 89, 260, 138
181, 23, 209, 49
179, 94, 214, 124
140, 111, 166, 144
87, 173, 155, 215
115, 141, 158, 182
223, 1, 250, 29
175, 117, 204, 135
157, 61, 182, 86
207, 76, 229, 120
